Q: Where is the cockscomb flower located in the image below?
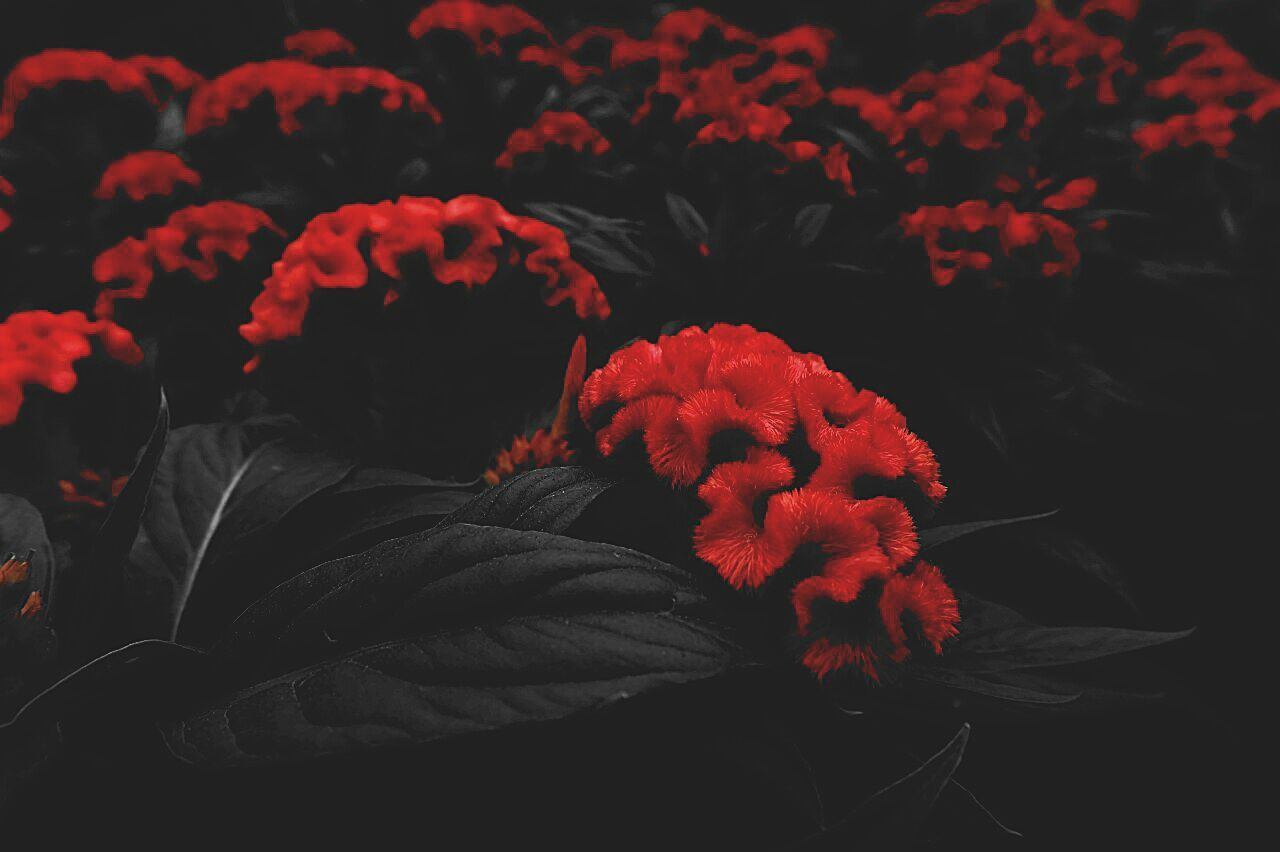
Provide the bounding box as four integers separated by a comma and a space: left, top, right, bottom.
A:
93, 201, 285, 318
186, 60, 440, 135
409, 1, 551, 55
93, 151, 202, 202
0, 176, 13, 232
0, 310, 143, 426
495, 111, 610, 168
1134, 30, 1280, 158
579, 325, 956, 681
900, 173, 1097, 286
485, 335, 586, 484
284, 29, 358, 61
58, 468, 129, 510
0, 49, 202, 139
239, 195, 609, 369
1003, 4, 1137, 106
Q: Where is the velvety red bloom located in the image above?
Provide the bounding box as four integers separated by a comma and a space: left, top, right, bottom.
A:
240, 196, 609, 367
93, 201, 285, 318
186, 60, 440, 135
93, 151, 201, 202
495, 111, 610, 168
581, 325, 955, 680
0, 310, 143, 425
901, 186, 1095, 285
485, 335, 587, 484
284, 29, 358, 61
0, 49, 202, 139
409, 1, 551, 54
1134, 30, 1280, 157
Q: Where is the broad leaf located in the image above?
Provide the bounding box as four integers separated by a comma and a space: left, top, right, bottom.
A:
62, 388, 170, 660
124, 420, 354, 644
442, 466, 612, 535
798, 726, 970, 850
169, 524, 741, 766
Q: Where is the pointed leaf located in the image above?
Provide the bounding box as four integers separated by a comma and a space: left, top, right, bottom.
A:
792, 204, 832, 248
917, 510, 1057, 551
442, 466, 612, 535
666, 192, 709, 246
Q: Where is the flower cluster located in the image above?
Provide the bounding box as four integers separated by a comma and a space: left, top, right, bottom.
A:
409, 1, 551, 55
1134, 30, 1280, 157
58, 468, 129, 509
0, 310, 143, 425
284, 29, 358, 61
1008, 3, 1137, 106
239, 195, 610, 367
900, 174, 1097, 286
495, 111, 610, 169
0, 49, 202, 139
93, 151, 202, 202
485, 335, 586, 484
185, 60, 440, 135
578, 324, 955, 680
92, 201, 285, 318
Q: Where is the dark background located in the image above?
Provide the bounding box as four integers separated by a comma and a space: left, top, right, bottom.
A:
2, 1, 1270, 846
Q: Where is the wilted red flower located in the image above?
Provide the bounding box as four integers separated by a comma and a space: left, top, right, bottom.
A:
409, 0, 551, 54
495, 111, 610, 168
240, 196, 609, 368
93, 201, 285, 318
580, 325, 955, 680
186, 60, 440, 135
0, 310, 143, 425
0, 49, 202, 139
1134, 30, 1280, 157
284, 29, 358, 61
485, 335, 587, 484
93, 151, 201, 202
901, 184, 1095, 285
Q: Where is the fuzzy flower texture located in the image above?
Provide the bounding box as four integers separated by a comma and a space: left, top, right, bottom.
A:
579, 325, 958, 681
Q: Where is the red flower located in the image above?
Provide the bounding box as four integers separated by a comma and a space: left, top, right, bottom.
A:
485, 335, 587, 483
284, 29, 358, 61
926, 0, 994, 15
58, 467, 129, 510
0, 551, 31, 586
0, 310, 143, 426
495, 111, 610, 168
1134, 30, 1280, 157
1006, 5, 1137, 106
93, 151, 201, 202
409, 1, 551, 54
0, 175, 13, 232
0, 49, 202, 139
186, 60, 439, 135
240, 196, 610, 368
93, 201, 285, 318
580, 325, 955, 680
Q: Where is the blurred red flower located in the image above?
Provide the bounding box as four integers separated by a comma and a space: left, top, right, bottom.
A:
94, 151, 201, 202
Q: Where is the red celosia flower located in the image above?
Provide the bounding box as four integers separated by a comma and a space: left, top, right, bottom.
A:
1134, 30, 1280, 157
58, 468, 129, 509
93, 201, 285, 318
186, 60, 440, 135
409, 1, 551, 54
495, 111, 610, 168
93, 151, 201, 202
579, 325, 956, 680
0, 310, 143, 426
284, 29, 358, 61
0, 49, 202, 139
1006, 5, 1137, 106
240, 196, 609, 368
485, 335, 587, 484
0, 175, 13, 232
900, 174, 1097, 285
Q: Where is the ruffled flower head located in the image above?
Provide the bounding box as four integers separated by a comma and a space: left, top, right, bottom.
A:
284, 29, 358, 61
579, 325, 957, 680
94, 151, 201, 202
495, 112, 610, 169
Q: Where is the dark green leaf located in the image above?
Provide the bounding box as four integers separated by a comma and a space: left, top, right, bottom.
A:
666, 192, 709, 246
442, 466, 612, 535
917, 510, 1057, 551
171, 524, 741, 766
908, 667, 1083, 705
124, 420, 353, 645
792, 204, 832, 248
